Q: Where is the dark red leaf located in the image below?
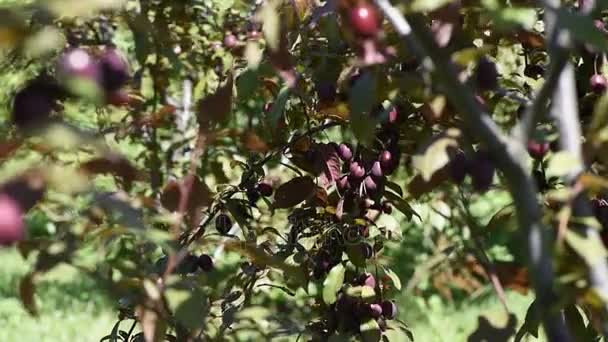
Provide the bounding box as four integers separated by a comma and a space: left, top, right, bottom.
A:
0, 139, 23, 162
317, 143, 342, 188
273, 176, 315, 209
160, 175, 211, 220
241, 131, 270, 153
198, 74, 233, 126
80, 153, 143, 187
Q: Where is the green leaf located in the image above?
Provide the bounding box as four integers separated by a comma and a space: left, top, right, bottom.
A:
165, 287, 208, 330
236, 69, 259, 99
268, 86, 290, 128
557, 9, 608, 52
349, 71, 378, 143
360, 318, 382, 342
385, 181, 403, 197
493, 7, 537, 30
384, 190, 419, 221
257, 0, 280, 51
546, 151, 580, 178
345, 244, 366, 268
590, 93, 608, 144
322, 263, 345, 305
564, 305, 592, 341
244, 41, 264, 69
565, 229, 608, 267
383, 328, 414, 342
382, 267, 402, 291
515, 301, 540, 342
481, 0, 537, 30
412, 129, 460, 181
409, 0, 452, 12
452, 46, 496, 66
45, 0, 126, 18
361, 285, 375, 302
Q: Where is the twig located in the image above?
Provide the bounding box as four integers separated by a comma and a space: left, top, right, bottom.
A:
511, 53, 568, 142
459, 191, 509, 313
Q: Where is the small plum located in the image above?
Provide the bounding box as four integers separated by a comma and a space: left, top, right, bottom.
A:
475, 58, 498, 90
57, 48, 100, 82
0, 194, 24, 246
364, 176, 378, 193
338, 143, 353, 162
349, 162, 365, 180
369, 303, 383, 318
591, 74, 608, 94
361, 243, 374, 259
379, 150, 392, 170
371, 161, 383, 178
12, 77, 64, 130
449, 151, 468, 184
215, 213, 232, 235
337, 175, 350, 191
470, 151, 495, 193
381, 201, 392, 214
359, 272, 376, 288
257, 182, 273, 197
223, 33, 238, 49
99, 46, 130, 92
349, 3, 381, 37
527, 140, 550, 159
177, 254, 199, 274
381, 300, 398, 319
197, 254, 214, 272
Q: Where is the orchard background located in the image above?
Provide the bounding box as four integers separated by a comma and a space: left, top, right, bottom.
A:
3, 0, 608, 341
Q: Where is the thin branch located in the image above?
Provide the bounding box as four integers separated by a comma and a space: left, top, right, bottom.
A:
374, 0, 571, 339
511, 53, 568, 142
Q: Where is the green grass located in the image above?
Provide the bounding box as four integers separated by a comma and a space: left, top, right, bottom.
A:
398, 291, 542, 341
0, 248, 116, 342
0, 247, 545, 342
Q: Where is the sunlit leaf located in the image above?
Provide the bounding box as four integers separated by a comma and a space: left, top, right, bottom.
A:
412, 129, 460, 181
322, 263, 345, 305
360, 318, 381, 342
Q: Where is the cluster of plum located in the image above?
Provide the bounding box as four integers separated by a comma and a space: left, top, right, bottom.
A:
245, 181, 274, 207
448, 149, 496, 193
314, 272, 398, 337
155, 252, 214, 275
11, 44, 130, 131
223, 21, 263, 50
335, 119, 399, 218
311, 225, 375, 280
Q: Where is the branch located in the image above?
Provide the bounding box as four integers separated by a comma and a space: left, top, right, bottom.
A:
551, 61, 608, 340
374, 0, 571, 339
544, 1, 608, 337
